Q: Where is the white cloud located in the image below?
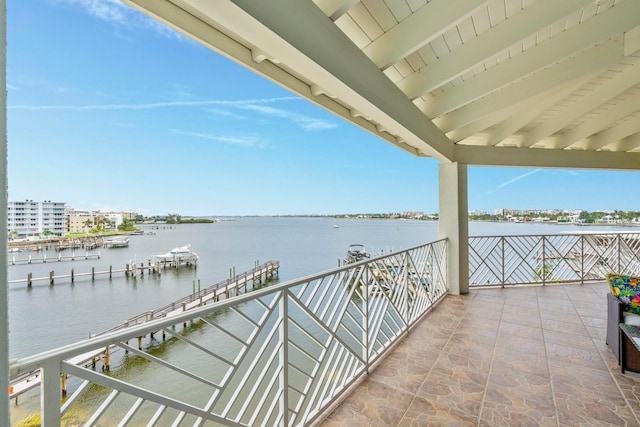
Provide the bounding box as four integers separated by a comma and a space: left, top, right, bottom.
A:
54, 0, 130, 25
9, 97, 299, 111
241, 104, 337, 130
205, 108, 248, 121
171, 129, 267, 148
52, 0, 186, 40
495, 169, 542, 190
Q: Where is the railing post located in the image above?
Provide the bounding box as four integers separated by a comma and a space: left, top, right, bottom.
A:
581, 235, 585, 285
542, 237, 546, 286
364, 266, 370, 373
40, 359, 62, 427
403, 252, 409, 326
501, 237, 505, 287
618, 234, 622, 274
279, 290, 289, 426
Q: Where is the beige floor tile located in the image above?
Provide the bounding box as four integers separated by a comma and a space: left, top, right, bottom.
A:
318, 282, 640, 427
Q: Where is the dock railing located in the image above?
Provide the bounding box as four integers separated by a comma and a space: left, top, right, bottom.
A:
469, 231, 640, 287
10, 239, 447, 426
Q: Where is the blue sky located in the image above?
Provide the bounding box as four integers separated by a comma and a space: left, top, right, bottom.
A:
6, 0, 639, 216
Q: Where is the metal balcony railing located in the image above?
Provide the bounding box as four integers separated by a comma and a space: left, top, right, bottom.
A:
10, 239, 447, 426
469, 231, 640, 287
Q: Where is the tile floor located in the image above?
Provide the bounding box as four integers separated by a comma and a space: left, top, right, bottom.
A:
318, 282, 640, 426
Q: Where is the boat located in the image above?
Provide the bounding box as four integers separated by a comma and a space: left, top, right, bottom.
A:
332, 225, 339, 229
104, 237, 130, 248
344, 244, 370, 264
153, 244, 198, 266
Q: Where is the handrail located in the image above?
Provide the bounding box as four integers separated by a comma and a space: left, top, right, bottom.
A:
469, 231, 640, 287
10, 239, 448, 426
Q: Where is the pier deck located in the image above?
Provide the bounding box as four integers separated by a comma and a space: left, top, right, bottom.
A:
8, 261, 280, 400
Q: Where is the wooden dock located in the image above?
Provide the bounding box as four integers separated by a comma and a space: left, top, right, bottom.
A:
8, 251, 101, 266
7, 261, 279, 401
101, 260, 280, 335
9, 257, 198, 287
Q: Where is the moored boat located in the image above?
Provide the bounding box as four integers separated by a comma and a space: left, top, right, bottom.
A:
153, 244, 199, 266
344, 244, 370, 264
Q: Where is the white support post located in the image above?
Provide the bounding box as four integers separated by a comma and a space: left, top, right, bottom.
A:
41, 360, 62, 426
279, 291, 289, 426
1, 0, 9, 424
438, 162, 469, 295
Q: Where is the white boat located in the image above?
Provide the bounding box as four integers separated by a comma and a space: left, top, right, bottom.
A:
154, 244, 198, 266
344, 244, 370, 264
104, 237, 129, 248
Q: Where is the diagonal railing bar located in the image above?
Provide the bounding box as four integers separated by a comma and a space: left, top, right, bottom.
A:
199, 315, 254, 348
220, 295, 284, 419
214, 294, 281, 394
470, 232, 640, 287
62, 363, 234, 425
287, 293, 366, 367
161, 326, 237, 368
236, 338, 283, 423
85, 389, 120, 426
117, 395, 144, 426
543, 235, 583, 282
117, 342, 223, 390
469, 236, 502, 285
11, 240, 448, 426
503, 236, 541, 284
247, 361, 283, 427
59, 379, 90, 416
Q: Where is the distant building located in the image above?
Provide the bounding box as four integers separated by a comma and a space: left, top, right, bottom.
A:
403, 211, 424, 219
7, 200, 66, 238
67, 210, 95, 234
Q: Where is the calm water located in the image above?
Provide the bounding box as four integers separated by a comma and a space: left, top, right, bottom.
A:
7, 217, 631, 359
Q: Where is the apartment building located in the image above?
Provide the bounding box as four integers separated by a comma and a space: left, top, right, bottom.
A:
7, 200, 66, 238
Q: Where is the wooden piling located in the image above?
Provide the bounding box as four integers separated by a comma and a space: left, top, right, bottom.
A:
91, 266, 95, 280
103, 347, 110, 371
61, 373, 67, 397
27, 273, 32, 287
49, 271, 54, 285
71, 268, 74, 283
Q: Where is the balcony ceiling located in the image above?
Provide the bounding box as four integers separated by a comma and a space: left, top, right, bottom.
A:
124, 0, 640, 170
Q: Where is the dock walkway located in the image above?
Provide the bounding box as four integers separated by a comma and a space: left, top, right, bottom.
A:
8, 260, 280, 400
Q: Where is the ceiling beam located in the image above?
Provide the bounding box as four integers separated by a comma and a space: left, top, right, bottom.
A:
523, 56, 640, 148
609, 133, 640, 152
423, 0, 640, 118
487, 76, 593, 146
454, 145, 640, 170
217, 0, 454, 160
553, 96, 640, 149
126, 0, 454, 160
397, 0, 594, 100
313, 0, 358, 21
580, 118, 640, 151
362, 0, 489, 70
434, 38, 622, 133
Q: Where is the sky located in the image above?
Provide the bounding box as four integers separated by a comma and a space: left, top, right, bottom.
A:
6, 0, 639, 216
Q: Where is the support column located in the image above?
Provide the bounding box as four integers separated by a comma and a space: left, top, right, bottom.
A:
1, 1, 9, 424
438, 162, 469, 295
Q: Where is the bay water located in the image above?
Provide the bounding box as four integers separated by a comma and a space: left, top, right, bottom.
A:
8, 217, 638, 424
7, 217, 631, 359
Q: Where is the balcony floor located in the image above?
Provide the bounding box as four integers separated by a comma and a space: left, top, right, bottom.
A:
319, 282, 640, 426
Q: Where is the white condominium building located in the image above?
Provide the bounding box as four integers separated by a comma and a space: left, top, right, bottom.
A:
7, 200, 66, 238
